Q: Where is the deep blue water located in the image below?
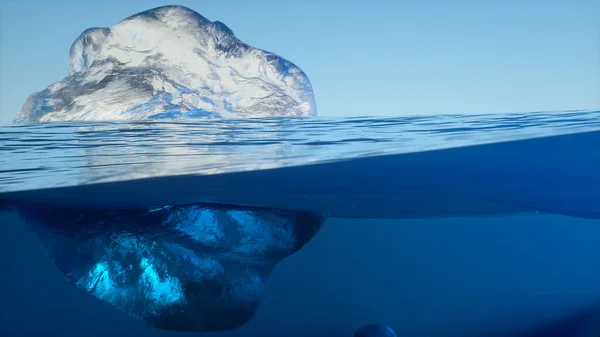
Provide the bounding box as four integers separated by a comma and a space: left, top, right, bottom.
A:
0, 111, 599, 337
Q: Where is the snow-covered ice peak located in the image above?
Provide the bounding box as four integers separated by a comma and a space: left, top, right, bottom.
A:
14, 5, 316, 123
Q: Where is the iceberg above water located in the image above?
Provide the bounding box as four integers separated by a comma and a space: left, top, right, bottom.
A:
13, 5, 316, 123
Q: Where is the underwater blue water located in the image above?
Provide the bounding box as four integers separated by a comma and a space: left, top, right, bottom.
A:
1, 110, 599, 336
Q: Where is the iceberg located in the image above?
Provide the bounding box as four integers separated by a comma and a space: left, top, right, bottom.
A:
5, 3, 600, 335
13, 5, 316, 123
16, 202, 324, 332
8, 5, 322, 332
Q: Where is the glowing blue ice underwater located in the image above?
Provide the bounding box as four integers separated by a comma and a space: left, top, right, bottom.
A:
15, 203, 324, 331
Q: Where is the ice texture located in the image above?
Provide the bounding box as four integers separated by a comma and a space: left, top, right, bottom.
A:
13, 5, 316, 123
16, 203, 324, 331
10, 5, 323, 332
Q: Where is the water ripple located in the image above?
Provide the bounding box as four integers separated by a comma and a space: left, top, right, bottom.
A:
1, 111, 599, 193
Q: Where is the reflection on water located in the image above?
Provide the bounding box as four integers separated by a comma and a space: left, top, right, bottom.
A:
2, 111, 598, 192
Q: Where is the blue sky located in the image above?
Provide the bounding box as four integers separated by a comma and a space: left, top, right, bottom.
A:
0, 0, 598, 124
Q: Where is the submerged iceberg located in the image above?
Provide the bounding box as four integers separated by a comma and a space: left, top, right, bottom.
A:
13, 5, 316, 122
17, 202, 324, 331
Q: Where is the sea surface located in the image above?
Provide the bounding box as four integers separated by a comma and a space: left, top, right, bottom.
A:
1, 110, 599, 337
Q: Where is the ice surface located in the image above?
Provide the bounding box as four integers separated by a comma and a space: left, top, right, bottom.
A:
13, 5, 316, 123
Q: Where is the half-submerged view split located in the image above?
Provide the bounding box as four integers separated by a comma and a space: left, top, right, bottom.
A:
0, 4, 599, 337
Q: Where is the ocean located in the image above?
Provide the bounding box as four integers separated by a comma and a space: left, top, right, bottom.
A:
0, 110, 599, 337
